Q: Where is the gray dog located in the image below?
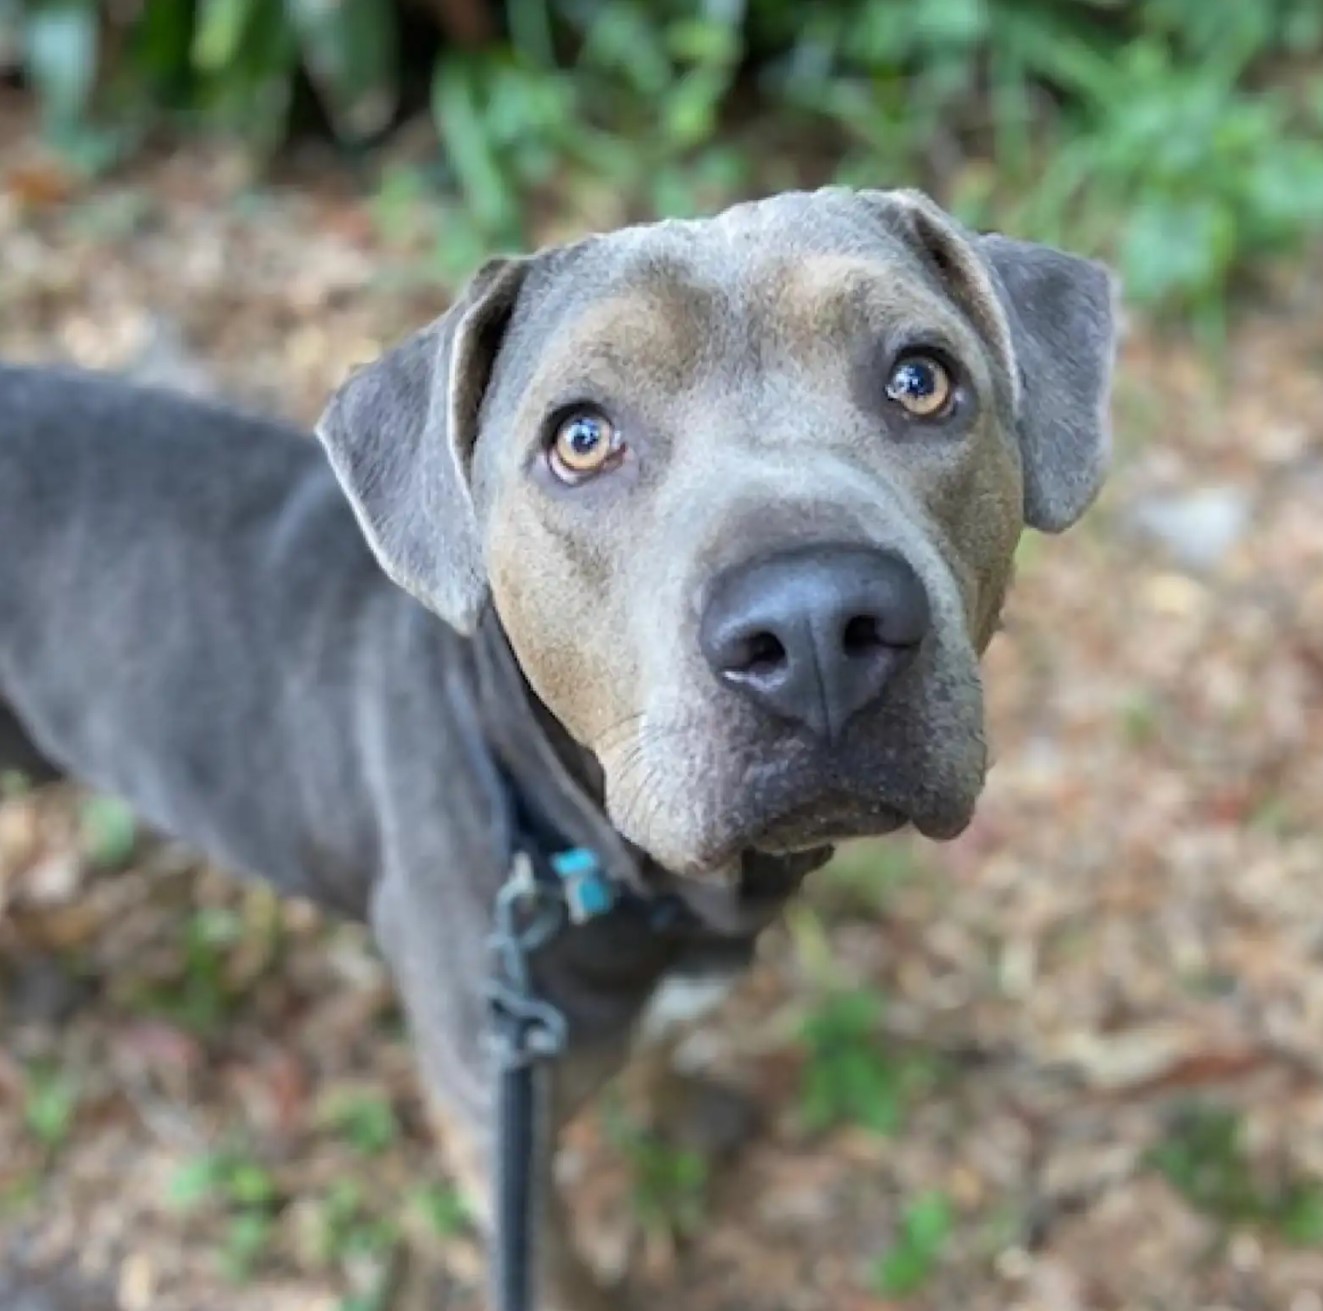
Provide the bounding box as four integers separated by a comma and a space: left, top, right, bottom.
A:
0, 187, 1116, 1308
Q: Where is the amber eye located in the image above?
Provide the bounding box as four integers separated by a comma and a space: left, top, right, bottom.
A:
549, 409, 621, 481
885, 354, 954, 418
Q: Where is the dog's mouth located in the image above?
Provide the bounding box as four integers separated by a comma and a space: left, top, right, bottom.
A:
598, 680, 986, 898
671, 791, 918, 882
657, 844, 836, 935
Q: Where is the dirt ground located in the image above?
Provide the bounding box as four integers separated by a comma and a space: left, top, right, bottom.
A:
3, 99, 1323, 1311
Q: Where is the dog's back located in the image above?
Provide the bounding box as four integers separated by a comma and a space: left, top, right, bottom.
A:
0, 365, 414, 913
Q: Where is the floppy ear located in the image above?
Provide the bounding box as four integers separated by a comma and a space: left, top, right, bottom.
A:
884, 190, 1118, 533
976, 233, 1118, 532
316, 256, 529, 632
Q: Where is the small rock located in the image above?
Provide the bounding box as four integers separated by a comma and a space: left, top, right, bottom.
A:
1127, 486, 1251, 572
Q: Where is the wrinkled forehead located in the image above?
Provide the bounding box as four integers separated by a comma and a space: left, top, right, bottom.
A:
496, 193, 993, 402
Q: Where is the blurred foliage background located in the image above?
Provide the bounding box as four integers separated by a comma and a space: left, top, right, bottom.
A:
3, 0, 1323, 327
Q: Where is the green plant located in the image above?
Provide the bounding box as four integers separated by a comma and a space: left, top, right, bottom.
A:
134, 905, 246, 1034
1029, 43, 1323, 329
5, 0, 1323, 316
870, 1191, 954, 1297
1149, 1103, 1323, 1243
222, 1211, 277, 1281
324, 1091, 400, 1155
23, 1062, 80, 1150
411, 1181, 470, 1238
171, 1147, 282, 1281
2, 0, 400, 161
171, 1149, 279, 1210
309, 1179, 399, 1267
799, 989, 937, 1136
78, 793, 137, 866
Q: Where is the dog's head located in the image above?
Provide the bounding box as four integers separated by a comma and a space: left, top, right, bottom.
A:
319, 188, 1116, 881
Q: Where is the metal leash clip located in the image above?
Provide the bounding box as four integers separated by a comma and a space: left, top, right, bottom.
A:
487, 852, 569, 1068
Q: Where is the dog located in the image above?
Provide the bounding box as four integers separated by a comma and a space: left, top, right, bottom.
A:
0, 187, 1116, 1308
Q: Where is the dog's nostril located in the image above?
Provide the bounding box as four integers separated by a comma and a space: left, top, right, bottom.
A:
737, 630, 787, 676
841, 614, 883, 657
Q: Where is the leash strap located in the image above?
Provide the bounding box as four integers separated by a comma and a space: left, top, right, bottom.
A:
487, 846, 613, 1311
493, 1058, 545, 1311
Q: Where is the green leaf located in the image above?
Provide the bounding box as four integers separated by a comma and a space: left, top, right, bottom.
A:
23, 0, 99, 133
431, 58, 519, 239
661, 64, 730, 148
1279, 1183, 1323, 1246
193, 0, 262, 72
222, 1210, 273, 1280
170, 1153, 229, 1209
507, 0, 554, 67
126, 0, 197, 104
579, 3, 672, 98
1120, 197, 1235, 307
904, 1191, 954, 1249
667, 16, 741, 67
327, 1093, 399, 1155
871, 1192, 953, 1296
412, 1182, 470, 1237
227, 1161, 278, 1208
286, 0, 399, 142
23, 1065, 80, 1150
194, 0, 296, 150
874, 1244, 931, 1296
78, 794, 137, 867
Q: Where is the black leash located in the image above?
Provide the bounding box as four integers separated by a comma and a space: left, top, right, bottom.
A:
486, 822, 618, 1311
462, 615, 691, 1311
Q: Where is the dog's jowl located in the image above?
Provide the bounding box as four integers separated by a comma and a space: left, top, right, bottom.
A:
0, 187, 1116, 1310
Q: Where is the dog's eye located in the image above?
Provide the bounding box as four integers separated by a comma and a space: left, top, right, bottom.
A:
549, 409, 621, 482
885, 354, 953, 419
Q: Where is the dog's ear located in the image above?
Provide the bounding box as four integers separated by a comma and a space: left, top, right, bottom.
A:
885, 190, 1119, 533
975, 233, 1118, 532
316, 256, 529, 632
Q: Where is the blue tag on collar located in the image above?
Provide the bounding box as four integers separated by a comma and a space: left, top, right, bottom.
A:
551, 847, 614, 923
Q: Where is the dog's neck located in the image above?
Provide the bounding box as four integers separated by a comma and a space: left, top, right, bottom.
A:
466, 607, 646, 892
451, 607, 837, 1047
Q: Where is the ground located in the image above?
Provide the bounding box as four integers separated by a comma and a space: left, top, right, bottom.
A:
3, 97, 1323, 1311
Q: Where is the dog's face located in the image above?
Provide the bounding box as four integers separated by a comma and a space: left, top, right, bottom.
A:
319, 189, 1116, 881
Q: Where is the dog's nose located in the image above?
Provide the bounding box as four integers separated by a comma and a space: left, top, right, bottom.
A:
699, 546, 929, 742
